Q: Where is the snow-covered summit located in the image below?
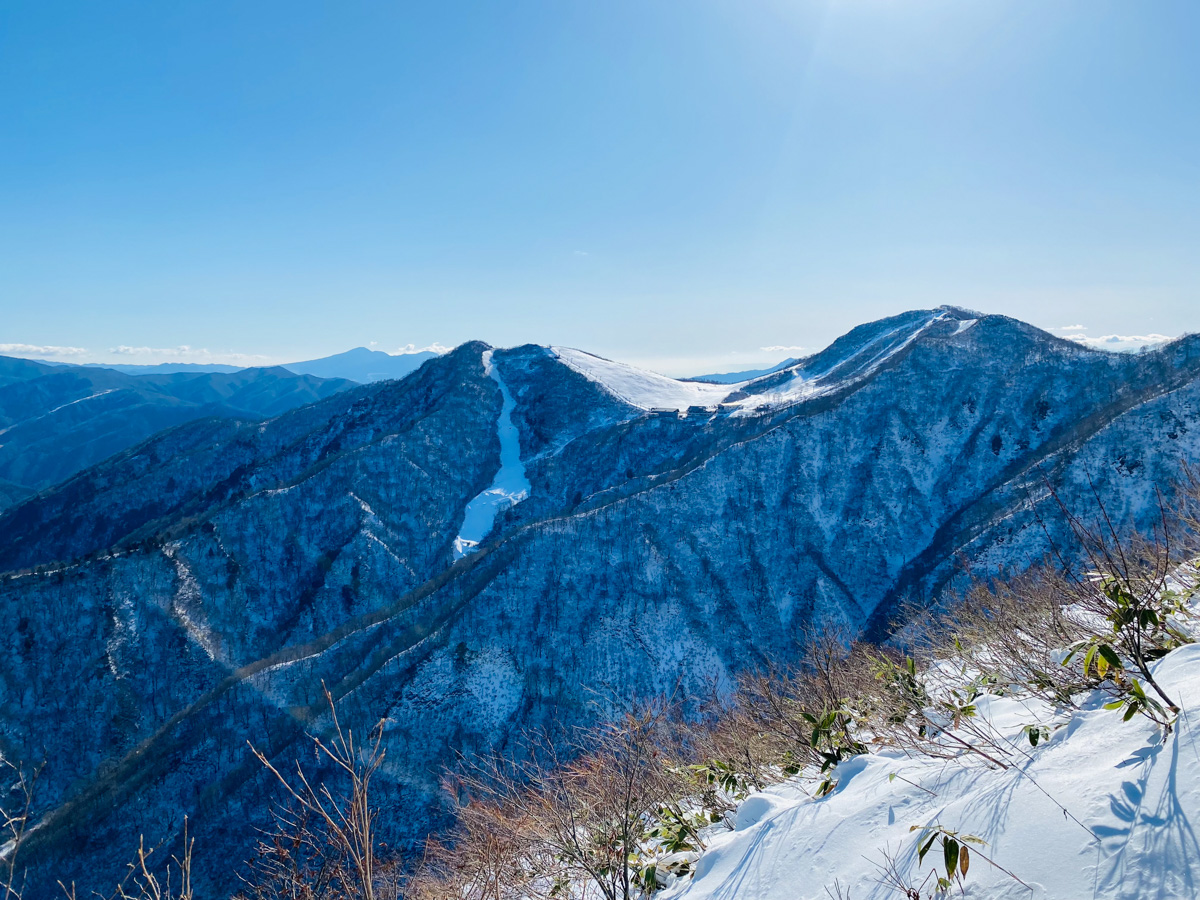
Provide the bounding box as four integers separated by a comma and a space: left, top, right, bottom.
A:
550, 347, 739, 412
551, 307, 982, 414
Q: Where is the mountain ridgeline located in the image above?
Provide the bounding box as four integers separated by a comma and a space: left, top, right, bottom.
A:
1, 307, 1198, 894
0, 358, 357, 503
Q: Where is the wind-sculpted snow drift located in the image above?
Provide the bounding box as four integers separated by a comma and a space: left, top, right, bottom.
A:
1, 307, 1199, 894
667, 644, 1200, 900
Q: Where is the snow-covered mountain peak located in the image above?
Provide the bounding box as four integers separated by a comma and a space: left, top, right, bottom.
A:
550, 308, 973, 416
729, 308, 954, 404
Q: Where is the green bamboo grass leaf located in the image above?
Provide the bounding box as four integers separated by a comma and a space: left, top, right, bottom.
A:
1098, 645, 1122, 673
944, 837, 959, 880
917, 832, 937, 863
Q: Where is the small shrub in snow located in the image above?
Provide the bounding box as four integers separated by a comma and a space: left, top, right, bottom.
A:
414, 706, 691, 900
1062, 572, 1190, 730
800, 707, 868, 797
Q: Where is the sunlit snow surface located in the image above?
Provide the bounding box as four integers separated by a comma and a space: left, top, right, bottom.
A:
551, 310, 963, 415
452, 350, 530, 559
953, 317, 978, 335
552, 347, 741, 412
666, 643, 1200, 900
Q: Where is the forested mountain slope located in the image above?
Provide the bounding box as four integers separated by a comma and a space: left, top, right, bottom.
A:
0, 360, 356, 506
1, 308, 1198, 894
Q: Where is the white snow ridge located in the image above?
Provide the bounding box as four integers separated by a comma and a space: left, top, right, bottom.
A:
552, 347, 739, 412
551, 310, 955, 416
453, 350, 530, 559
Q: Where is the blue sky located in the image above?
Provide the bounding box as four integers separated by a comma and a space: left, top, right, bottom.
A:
1, 1, 1197, 375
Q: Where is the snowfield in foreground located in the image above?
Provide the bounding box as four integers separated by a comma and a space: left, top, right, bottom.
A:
668, 644, 1200, 900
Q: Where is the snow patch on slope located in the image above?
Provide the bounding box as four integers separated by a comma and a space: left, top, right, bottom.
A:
551, 347, 738, 412
162, 543, 222, 662
757, 309, 952, 408
0, 389, 118, 437
453, 351, 531, 558
667, 643, 1200, 900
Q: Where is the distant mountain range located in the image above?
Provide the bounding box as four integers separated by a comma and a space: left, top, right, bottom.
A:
75, 362, 246, 374
281, 346, 441, 383
684, 357, 798, 383
35, 346, 444, 383
1, 308, 1198, 894
0, 348, 446, 510
0, 357, 357, 506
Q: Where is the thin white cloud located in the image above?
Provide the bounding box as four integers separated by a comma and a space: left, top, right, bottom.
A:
0, 342, 89, 358
109, 345, 270, 363
1056, 325, 1087, 331
761, 345, 809, 354
1066, 333, 1175, 352
112, 345, 186, 356
391, 342, 452, 356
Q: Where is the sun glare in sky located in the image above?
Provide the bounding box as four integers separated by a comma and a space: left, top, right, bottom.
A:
0, 1, 1196, 374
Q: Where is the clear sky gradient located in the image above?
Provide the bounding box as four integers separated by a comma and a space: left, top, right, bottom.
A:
1, 1, 1197, 375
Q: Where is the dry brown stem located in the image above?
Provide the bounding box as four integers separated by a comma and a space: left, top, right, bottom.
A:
244, 685, 393, 900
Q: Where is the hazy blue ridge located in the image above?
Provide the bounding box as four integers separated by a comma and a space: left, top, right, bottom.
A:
0, 360, 357, 494
281, 346, 441, 383
684, 357, 797, 384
